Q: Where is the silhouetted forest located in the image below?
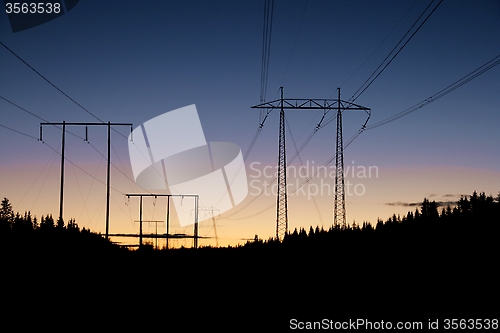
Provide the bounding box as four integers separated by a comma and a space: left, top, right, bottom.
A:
2, 191, 498, 254
245, 191, 500, 252
2, 191, 498, 325
0, 197, 121, 255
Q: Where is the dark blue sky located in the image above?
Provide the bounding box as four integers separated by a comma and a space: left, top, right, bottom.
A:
1, 0, 499, 245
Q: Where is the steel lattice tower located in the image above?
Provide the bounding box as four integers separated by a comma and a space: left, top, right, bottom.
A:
251, 87, 370, 239
276, 87, 288, 240
334, 88, 346, 228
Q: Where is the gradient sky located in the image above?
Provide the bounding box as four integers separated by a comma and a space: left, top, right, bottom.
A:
1, 0, 499, 247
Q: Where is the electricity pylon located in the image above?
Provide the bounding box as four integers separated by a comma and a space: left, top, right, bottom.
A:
252, 88, 370, 238
40, 121, 133, 238
126, 193, 199, 248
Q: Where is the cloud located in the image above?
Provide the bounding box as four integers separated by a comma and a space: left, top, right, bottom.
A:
442, 194, 458, 198
385, 200, 458, 208
385, 201, 419, 207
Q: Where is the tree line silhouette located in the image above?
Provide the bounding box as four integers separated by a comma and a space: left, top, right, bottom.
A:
0, 197, 119, 254
1, 190, 498, 254
244, 191, 500, 253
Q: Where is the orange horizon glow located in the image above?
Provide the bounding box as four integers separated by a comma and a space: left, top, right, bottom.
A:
3, 159, 499, 248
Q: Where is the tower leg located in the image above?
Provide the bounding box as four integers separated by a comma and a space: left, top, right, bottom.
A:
59, 121, 66, 224
334, 88, 346, 228
276, 87, 288, 240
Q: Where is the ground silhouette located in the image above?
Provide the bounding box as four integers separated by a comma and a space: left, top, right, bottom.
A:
1, 191, 498, 328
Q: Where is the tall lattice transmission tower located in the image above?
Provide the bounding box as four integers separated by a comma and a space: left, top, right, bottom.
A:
252, 87, 370, 240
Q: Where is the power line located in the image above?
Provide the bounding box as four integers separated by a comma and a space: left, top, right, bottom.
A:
349, 0, 443, 103
341, 0, 418, 88
365, 54, 500, 130
0, 123, 39, 140
292, 54, 500, 194
296, 55, 500, 192
280, 0, 309, 87
76, 152, 104, 225
42, 141, 125, 195
314, 0, 444, 198
0, 94, 85, 141
0, 41, 130, 141
30, 151, 58, 213
86, 140, 150, 194
0, 41, 104, 123
260, 0, 274, 105
285, 115, 324, 226
325, 0, 454, 131
17, 150, 57, 209
0, 95, 47, 122
0, 122, 126, 195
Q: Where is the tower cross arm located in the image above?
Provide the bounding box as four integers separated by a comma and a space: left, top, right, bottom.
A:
251, 98, 370, 111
